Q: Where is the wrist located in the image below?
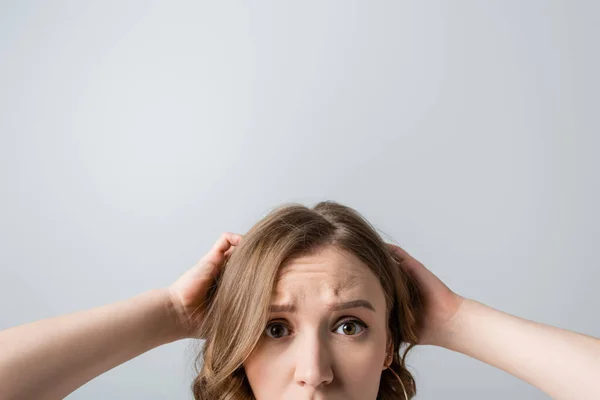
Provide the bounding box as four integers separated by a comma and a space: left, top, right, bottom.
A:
430, 296, 470, 349
154, 288, 189, 342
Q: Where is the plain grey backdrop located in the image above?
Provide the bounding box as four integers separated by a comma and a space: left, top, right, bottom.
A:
1, 1, 598, 399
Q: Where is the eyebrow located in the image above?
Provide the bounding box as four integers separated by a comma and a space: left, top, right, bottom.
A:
269, 299, 376, 313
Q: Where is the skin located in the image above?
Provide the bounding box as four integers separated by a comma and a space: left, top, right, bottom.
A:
4, 232, 597, 399
242, 245, 392, 400
0, 232, 462, 399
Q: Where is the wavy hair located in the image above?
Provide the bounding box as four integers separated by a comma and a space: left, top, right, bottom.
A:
190, 200, 424, 399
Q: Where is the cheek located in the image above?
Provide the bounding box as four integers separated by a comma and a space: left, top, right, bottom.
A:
334, 340, 385, 382
243, 344, 288, 396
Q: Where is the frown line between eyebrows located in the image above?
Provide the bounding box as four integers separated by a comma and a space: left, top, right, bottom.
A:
269, 299, 376, 313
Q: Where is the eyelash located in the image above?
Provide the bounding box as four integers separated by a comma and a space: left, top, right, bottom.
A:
264, 317, 369, 340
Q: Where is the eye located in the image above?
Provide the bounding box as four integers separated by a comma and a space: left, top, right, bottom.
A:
265, 321, 290, 339
264, 318, 368, 339
334, 318, 368, 336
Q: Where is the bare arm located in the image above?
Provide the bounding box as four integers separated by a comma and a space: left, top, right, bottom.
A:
0, 288, 185, 400
438, 298, 600, 399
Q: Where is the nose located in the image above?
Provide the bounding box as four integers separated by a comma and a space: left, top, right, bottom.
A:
293, 331, 334, 389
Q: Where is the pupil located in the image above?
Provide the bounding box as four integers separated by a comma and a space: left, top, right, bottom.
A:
343, 323, 355, 334
271, 325, 283, 337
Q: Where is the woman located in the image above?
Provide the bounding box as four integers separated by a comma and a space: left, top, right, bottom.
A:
0, 201, 598, 399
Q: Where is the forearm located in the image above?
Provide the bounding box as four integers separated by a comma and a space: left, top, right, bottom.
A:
437, 298, 600, 400
0, 288, 184, 400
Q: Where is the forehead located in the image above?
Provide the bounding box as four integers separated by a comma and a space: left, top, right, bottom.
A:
273, 246, 380, 300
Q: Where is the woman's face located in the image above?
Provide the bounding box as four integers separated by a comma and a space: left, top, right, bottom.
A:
243, 245, 391, 400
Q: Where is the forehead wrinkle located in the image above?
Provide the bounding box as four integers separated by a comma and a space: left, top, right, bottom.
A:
332, 273, 362, 296
272, 271, 366, 305
273, 247, 372, 301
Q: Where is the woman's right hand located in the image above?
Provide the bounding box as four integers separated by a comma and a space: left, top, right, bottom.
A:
167, 232, 243, 339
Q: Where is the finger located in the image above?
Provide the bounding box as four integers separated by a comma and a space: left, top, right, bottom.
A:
386, 243, 412, 261
223, 246, 236, 258
202, 233, 242, 267
211, 232, 243, 254
387, 244, 439, 289
386, 243, 425, 274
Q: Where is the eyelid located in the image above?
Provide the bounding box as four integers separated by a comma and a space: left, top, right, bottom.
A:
265, 317, 368, 338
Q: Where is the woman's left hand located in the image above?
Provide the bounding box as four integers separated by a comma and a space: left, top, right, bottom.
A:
387, 243, 466, 346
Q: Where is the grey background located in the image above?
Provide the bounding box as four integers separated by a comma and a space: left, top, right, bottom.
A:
1, 1, 598, 399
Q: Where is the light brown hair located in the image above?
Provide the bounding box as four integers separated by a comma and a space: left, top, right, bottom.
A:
191, 200, 424, 399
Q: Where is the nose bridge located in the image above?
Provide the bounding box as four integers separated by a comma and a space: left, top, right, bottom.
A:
294, 324, 334, 387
